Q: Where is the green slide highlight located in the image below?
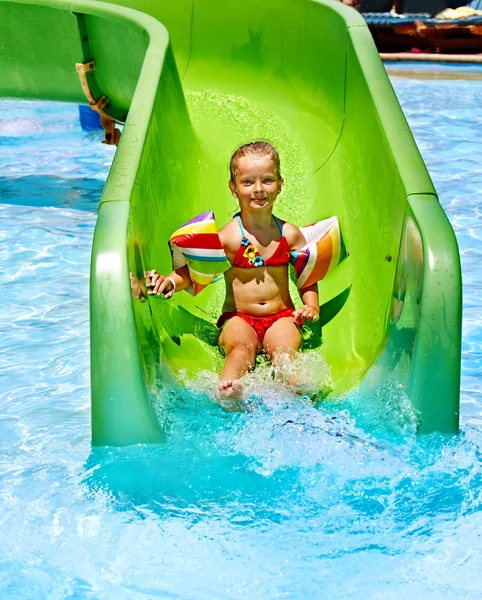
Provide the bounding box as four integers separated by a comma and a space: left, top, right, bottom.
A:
0, 0, 462, 445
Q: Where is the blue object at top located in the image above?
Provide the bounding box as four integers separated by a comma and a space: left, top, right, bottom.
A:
468, 0, 482, 10
363, 12, 428, 25
363, 10, 482, 26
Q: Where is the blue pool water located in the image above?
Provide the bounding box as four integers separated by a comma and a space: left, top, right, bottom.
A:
1, 77, 482, 599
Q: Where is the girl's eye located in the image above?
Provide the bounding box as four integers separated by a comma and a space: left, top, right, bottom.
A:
243, 179, 254, 185
263, 178, 273, 183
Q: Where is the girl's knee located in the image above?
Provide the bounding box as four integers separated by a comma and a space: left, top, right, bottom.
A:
263, 326, 302, 358
219, 318, 258, 349
225, 340, 257, 358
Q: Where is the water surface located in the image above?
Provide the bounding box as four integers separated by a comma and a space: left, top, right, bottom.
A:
1, 78, 482, 599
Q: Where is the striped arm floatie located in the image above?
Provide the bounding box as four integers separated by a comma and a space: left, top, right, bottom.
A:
169, 211, 230, 296
170, 212, 346, 295
290, 216, 347, 289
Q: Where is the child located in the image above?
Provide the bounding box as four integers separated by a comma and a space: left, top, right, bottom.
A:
146, 141, 320, 399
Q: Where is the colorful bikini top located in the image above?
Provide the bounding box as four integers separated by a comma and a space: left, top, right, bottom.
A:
169, 211, 347, 296
232, 214, 291, 268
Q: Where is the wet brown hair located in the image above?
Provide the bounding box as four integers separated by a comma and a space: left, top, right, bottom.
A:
229, 141, 281, 183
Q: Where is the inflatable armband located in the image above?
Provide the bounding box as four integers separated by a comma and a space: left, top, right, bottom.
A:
169, 211, 231, 296
290, 216, 347, 289
170, 212, 346, 295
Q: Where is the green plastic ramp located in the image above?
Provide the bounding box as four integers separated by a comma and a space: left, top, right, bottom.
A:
0, 0, 462, 445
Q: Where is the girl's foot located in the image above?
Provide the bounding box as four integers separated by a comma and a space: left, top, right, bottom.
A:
218, 379, 243, 399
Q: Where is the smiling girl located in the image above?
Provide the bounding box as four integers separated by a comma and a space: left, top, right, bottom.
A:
147, 141, 320, 399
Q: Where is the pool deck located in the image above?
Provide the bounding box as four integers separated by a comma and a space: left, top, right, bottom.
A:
381, 52, 482, 63
382, 54, 482, 79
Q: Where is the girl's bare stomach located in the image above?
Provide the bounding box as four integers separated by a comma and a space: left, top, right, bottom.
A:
223, 266, 294, 316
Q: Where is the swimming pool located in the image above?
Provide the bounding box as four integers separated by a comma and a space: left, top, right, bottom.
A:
1, 76, 481, 598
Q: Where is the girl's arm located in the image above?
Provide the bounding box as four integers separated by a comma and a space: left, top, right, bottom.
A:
293, 283, 320, 323
284, 223, 319, 323
146, 264, 192, 299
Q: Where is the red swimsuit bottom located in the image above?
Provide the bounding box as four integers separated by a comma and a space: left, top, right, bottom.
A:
217, 308, 303, 343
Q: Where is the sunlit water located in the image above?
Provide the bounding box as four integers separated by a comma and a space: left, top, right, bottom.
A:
1, 76, 482, 599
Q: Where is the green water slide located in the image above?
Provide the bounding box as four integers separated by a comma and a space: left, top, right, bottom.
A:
0, 0, 461, 445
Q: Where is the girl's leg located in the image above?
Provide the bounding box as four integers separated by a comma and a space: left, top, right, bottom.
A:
263, 317, 302, 358
218, 316, 259, 399
263, 317, 303, 389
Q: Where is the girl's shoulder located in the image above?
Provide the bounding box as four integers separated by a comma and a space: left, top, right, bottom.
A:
218, 217, 237, 236
280, 220, 306, 250
218, 218, 239, 250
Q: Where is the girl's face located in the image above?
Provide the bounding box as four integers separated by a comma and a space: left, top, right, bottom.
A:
229, 155, 283, 212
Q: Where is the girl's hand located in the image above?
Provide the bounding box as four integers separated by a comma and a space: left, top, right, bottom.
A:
293, 304, 320, 323
145, 269, 175, 299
